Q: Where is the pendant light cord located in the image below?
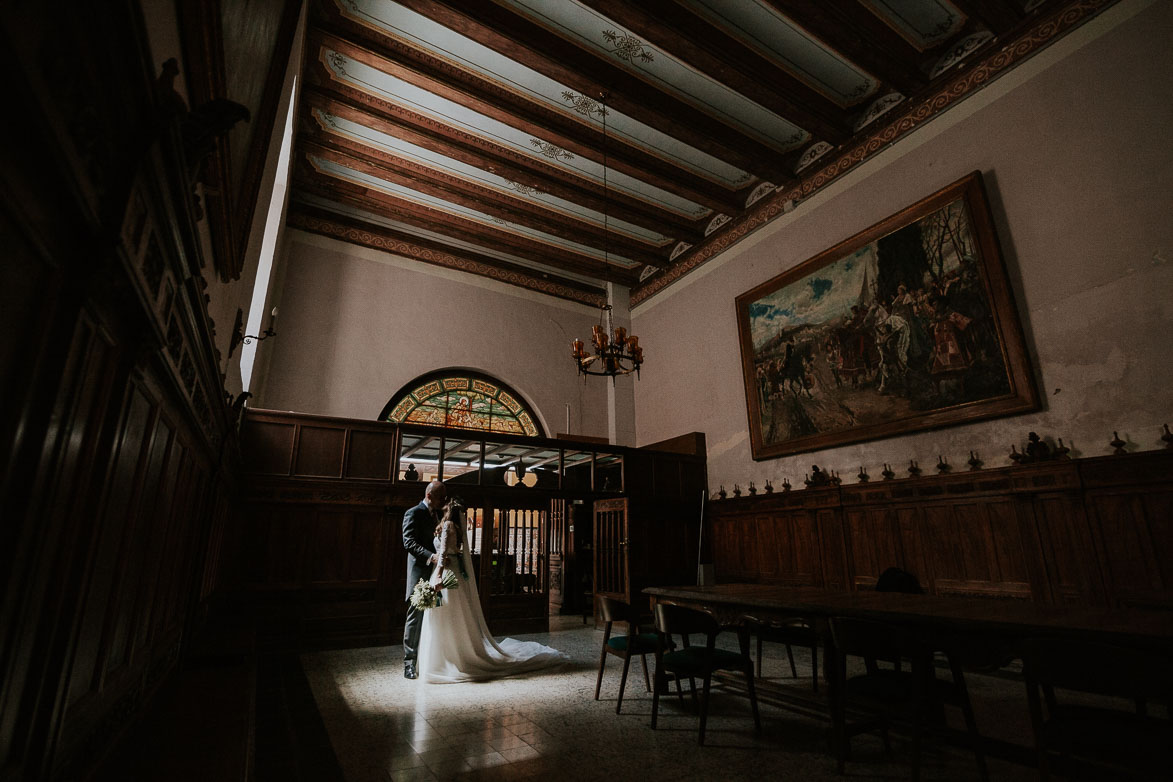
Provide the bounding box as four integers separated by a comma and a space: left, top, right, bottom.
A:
601, 92, 608, 268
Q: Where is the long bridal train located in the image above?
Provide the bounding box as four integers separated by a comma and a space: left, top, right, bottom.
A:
418, 528, 567, 684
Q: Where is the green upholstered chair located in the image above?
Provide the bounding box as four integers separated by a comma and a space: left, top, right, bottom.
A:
1023, 637, 1173, 781
595, 596, 661, 714
828, 617, 987, 782
754, 619, 818, 691
650, 603, 760, 745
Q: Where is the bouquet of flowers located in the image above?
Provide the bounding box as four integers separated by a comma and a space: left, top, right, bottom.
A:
410, 578, 441, 610
410, 571, 459, 611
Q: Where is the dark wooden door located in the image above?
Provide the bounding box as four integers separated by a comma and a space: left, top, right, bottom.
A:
594, 498, 630, 601
479, 501, 550, 634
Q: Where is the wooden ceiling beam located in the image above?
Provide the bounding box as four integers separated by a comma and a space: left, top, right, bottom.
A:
391, 0, 797, 182
301, 134, 674, 267
311, 26, 749, 215
577, 0, 851, 143
763, 0, 929, 93
294, 165, 644, 285
301, 85, 710, 244
949, 0, 1025, 36
286, 202, 612, 301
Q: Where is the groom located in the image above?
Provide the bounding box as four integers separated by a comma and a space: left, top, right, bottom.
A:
402, 479, 446, 679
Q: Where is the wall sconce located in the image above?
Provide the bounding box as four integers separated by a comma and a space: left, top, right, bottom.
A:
228, 306, 278, 359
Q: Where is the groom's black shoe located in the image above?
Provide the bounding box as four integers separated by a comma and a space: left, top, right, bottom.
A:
404, 660, 418, 679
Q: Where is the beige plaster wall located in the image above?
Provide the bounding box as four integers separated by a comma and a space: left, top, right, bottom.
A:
632, 0, 1173, 492
257, 231, 612, 437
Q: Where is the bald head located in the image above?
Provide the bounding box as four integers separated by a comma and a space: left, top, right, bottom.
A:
425, 479, 447, 509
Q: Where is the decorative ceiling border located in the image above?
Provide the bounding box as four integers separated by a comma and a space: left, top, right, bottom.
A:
287, 208, 608, 308
630, 0, 1119, 306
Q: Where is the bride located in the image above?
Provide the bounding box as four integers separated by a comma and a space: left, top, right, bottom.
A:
418, 502, 567, 683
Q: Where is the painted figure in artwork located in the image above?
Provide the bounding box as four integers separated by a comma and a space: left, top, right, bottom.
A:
744, 194, 1013, 448
449, 395, 473, 429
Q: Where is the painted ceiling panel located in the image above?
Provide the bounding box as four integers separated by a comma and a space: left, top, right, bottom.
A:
499, 0, 810, 152
310, 155, 643, 268
680, 0, 881, 107
291, 0, 1072, 304
862, 0, 967, 50
321, 48, 712, 217
294, 192, 612, 287
314, 109, 672, 246
336, 0, 752, 187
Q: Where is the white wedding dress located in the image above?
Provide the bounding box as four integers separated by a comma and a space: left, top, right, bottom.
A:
419, 521, 567, 684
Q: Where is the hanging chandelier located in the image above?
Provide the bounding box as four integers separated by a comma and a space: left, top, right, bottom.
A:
570, 92, 644, 381
572, 304, 643, 379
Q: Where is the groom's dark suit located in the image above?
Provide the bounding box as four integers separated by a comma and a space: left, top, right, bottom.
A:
402, 500, 438, 664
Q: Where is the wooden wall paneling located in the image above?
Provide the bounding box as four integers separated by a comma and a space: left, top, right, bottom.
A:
0, 206, 63, 500
0, 311, 122, 777
755, 512, 779, 581
349, 510, 386, 583
815, 507, 850, 591
0, 2, 243, 776
198, 480, 236, 604
102, 402, 173, 682
308, 509, 353, 584
731, 512, 756, 580
271, 507, 313, 587
653, 455, 681, 497
682, 460, 706, 500
713, 512, 745, 582
708, 453, 1172, 613
1138, 488, 1173, 600
1083, 487, 1173, 610
294, 425, 346, 477
985, 498, 1033, 598
623, 451, 654, 495
895, 505, 927, 591
729, 512, 748, 582
63, 382, 155, 722
1016, 488, 1097, 604
847, 507, 903, 589
379, 504, 406, 636
241, 420, 295, 475
131, 420, 183, 653
931, 502, 983, 595
159, 459, 209, 642
789, 510, 822, 586
928, 500, 1031, 599
346, 428, 396, 480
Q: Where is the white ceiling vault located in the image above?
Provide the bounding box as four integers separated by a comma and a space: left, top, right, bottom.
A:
287, 0, 1117, 307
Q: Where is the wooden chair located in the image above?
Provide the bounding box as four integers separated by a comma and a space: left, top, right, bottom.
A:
1022, 637, 1173, 781
754, 619, 818, 691
651, 603, 760, 745
828, 617, 987, 782
594, 596, 659, 713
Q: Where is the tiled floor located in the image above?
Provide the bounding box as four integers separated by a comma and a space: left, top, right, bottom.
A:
302, 616, 1040, 782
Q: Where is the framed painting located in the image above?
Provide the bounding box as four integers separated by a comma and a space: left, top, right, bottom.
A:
735, 171, 1038, 460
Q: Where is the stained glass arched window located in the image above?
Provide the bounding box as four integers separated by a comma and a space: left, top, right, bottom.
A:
380, 371, 544, 437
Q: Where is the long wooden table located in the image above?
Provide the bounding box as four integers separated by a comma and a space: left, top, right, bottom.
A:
644, 583, 1173, 650
644, 584, 1173, 764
